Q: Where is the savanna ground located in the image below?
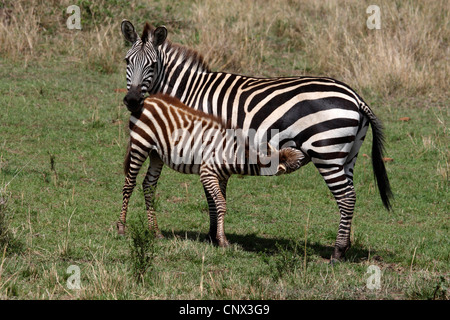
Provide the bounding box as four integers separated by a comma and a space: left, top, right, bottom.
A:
0, 0, 448, 300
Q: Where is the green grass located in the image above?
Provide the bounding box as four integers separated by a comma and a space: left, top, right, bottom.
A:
0, 60, 448, 300
0, 0, 448, 300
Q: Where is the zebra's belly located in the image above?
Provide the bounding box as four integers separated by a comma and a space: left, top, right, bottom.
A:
161, 153, 202, 175
247, 106, 363, 165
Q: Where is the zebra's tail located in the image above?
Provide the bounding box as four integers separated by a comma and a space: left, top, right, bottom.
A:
362, 103, 393, 210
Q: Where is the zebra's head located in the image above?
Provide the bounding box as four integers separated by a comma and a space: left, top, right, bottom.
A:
121, 20, 167, 112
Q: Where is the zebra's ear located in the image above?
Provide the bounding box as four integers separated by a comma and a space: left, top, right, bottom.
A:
153, 26, 167, 47
121, 20, 138, 43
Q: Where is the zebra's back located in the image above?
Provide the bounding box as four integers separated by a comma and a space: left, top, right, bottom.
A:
184, 73, 365, 162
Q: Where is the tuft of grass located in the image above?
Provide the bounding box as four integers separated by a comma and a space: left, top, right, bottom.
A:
263, 241, 304, 281
127, 215, 158, 284
0, 190, 22, 255
0, 0, 40, 66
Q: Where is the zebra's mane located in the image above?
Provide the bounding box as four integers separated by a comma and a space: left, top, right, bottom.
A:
161, 38, 211, 73
140, 23, 210, 73
141, 22, 152, 44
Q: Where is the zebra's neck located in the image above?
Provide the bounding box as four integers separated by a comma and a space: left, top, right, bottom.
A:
153, 41, 211, 105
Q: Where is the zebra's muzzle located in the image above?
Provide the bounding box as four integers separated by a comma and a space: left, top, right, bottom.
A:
123, 86, 144, 112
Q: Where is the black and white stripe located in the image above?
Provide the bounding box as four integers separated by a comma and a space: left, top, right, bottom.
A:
121, 21, 392, 261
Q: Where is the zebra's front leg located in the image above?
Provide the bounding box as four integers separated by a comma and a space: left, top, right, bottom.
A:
204, 178, 228, 245
201, 172, 229, 247
118, 141, 149, 236
142, 151, 164, 238
331, 185, 356, 262
118, 174, 137, 235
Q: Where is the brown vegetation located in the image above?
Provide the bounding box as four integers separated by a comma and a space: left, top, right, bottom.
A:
0, 0, 448, 98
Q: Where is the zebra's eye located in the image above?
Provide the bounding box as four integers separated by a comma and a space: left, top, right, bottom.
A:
124, 58, 130, 64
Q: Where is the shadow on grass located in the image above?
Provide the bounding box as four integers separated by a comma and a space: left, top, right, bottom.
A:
161, 229, 390, 263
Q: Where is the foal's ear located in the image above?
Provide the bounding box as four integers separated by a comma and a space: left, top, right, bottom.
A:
153, 26, 167, 47
121, 19, 138, 43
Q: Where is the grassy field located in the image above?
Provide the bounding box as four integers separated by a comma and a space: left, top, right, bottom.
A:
0, 0, 448, 300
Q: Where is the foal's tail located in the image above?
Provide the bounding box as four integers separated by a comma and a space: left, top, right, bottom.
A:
276, 147, 310, 175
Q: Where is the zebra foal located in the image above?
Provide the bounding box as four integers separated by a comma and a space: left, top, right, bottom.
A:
118, 93, 306, 247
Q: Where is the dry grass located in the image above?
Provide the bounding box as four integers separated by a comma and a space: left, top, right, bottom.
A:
1, 0, 126, 72
0, 1, 40, 66
1, 0, 448, 97
187, 0, 449, 97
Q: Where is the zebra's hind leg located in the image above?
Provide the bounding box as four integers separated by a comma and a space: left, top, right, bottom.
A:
203, 185, 218, 245
201, 172, 229, 247
331, 183, 356, 262
317, 164, 356, 262
142, 151, 164, 239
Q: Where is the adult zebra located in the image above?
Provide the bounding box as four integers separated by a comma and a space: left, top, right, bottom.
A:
120, 20, 392, 261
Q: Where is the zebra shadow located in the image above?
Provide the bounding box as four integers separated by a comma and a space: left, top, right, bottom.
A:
162, 230, 380, 263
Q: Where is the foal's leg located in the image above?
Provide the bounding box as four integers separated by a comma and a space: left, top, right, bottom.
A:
201, 171, 229, 247
204, 178, 228, 244
118, 171, 137, 235
142, 150, 164, 238
118, 145, 148, 235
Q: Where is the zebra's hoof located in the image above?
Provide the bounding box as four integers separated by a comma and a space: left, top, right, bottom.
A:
331, 245, 349, 262
204, 233, 230, 247
117, 222, 126, 236
329, 257, 342, 265
204, 233, 218, 244
218, 238, 230, 248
